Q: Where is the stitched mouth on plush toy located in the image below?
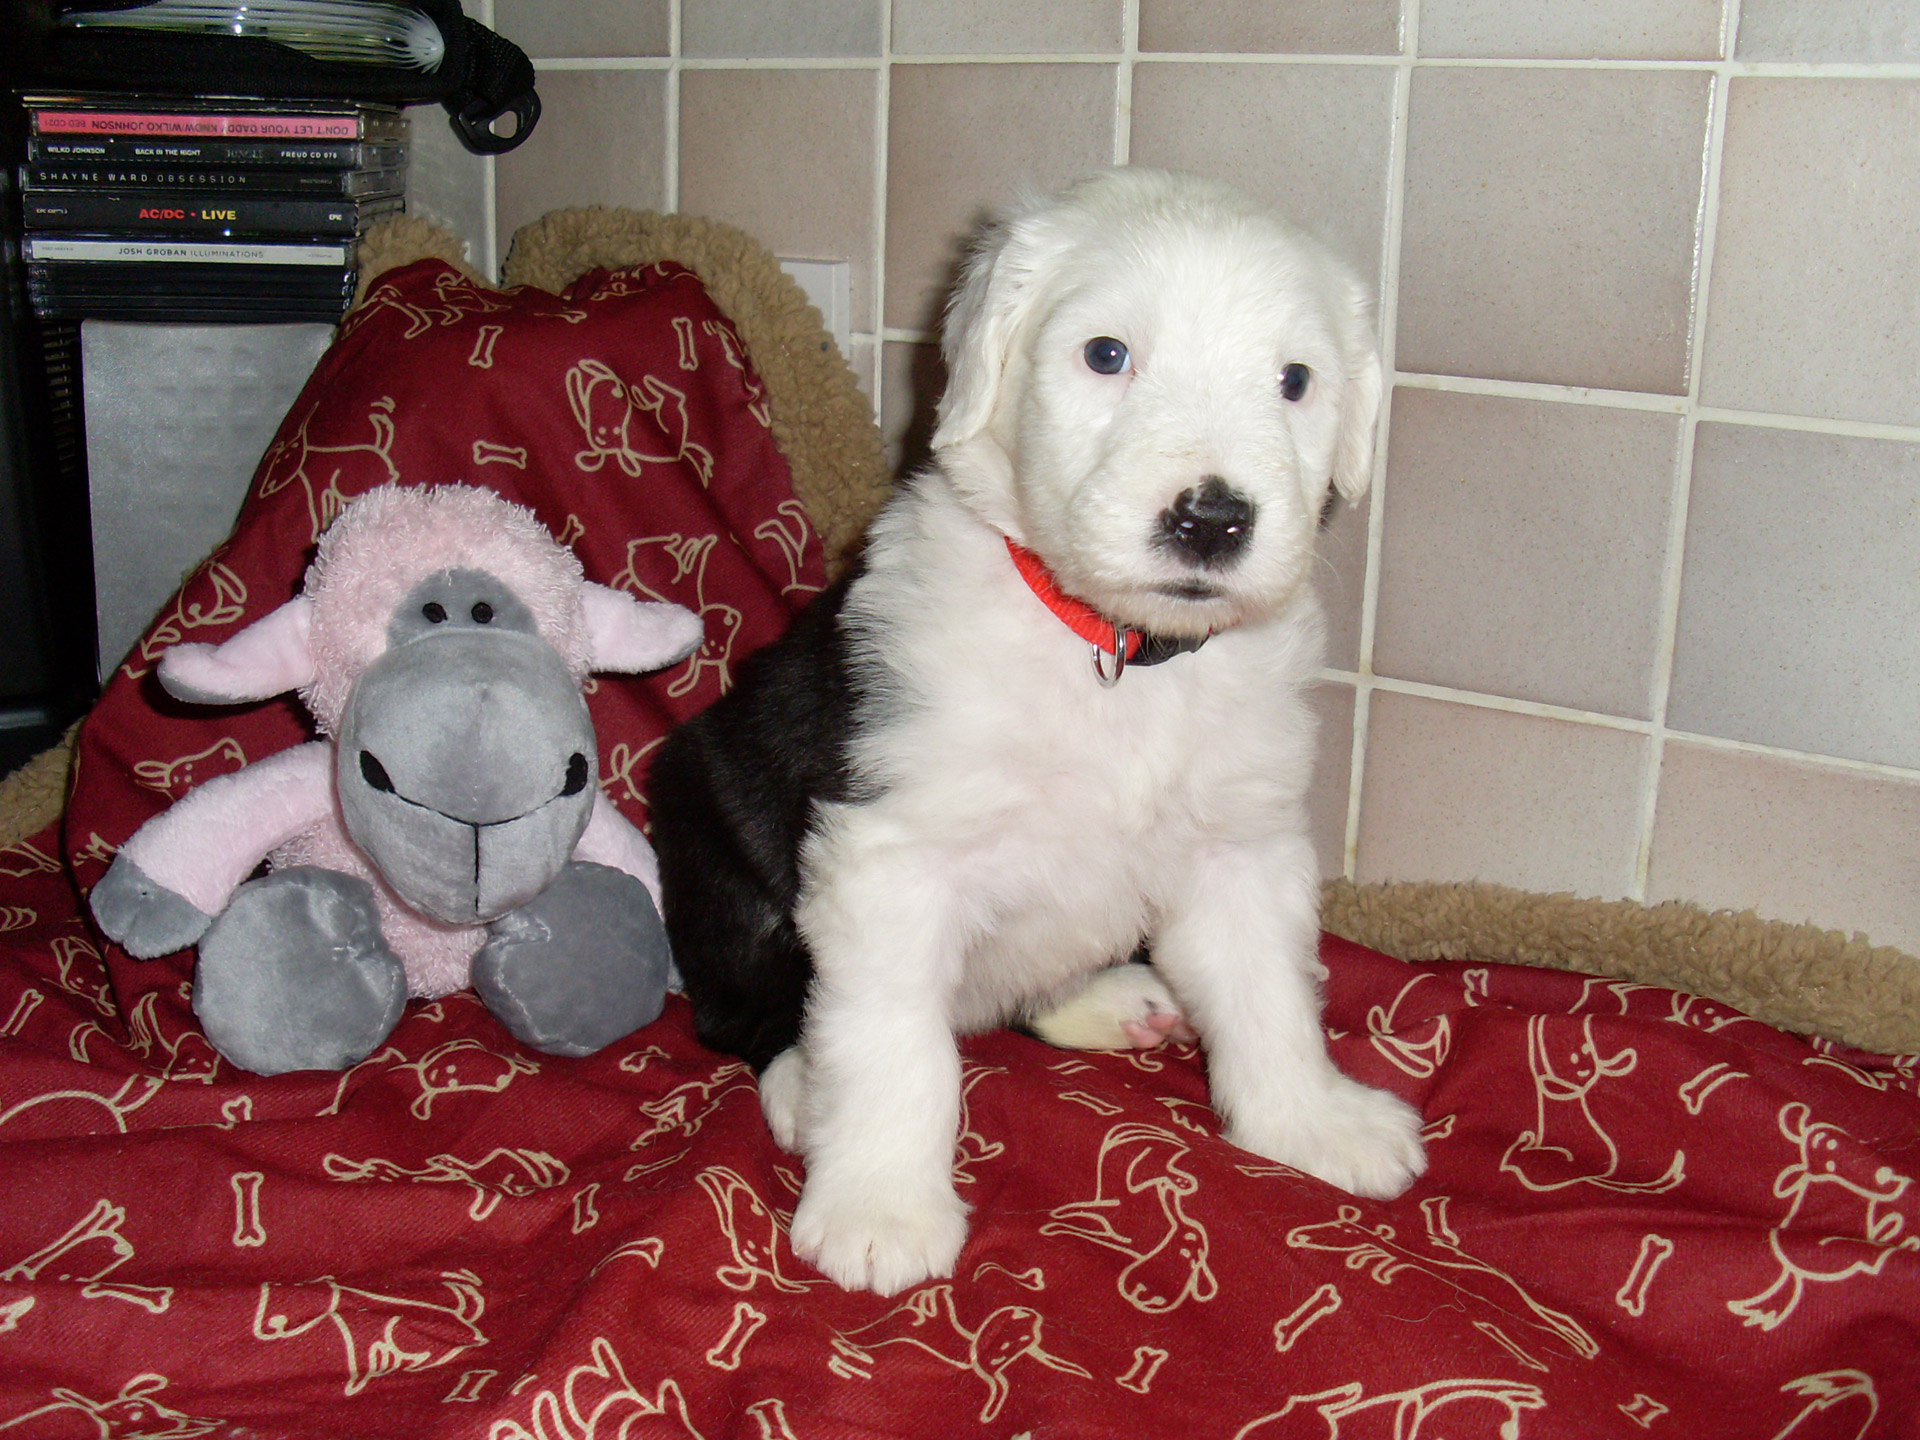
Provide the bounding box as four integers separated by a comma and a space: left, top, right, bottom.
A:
357, 748, 590, 825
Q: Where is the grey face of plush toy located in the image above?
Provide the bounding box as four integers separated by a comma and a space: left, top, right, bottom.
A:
335, 567, 598, 925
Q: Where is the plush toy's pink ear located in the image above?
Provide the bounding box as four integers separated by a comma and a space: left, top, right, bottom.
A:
158, 596, 317, 704
580, 583, 705, 674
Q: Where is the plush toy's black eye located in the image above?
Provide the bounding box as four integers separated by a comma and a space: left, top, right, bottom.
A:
1281, 363, 1311, 401
561, 752, 590, 796
1083, 336, 1130, 375
470, 601, 494, 624
359, 750, 395, 793
422, 602, 447, 623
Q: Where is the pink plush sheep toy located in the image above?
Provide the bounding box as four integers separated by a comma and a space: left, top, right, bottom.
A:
90, 483, 705, 1075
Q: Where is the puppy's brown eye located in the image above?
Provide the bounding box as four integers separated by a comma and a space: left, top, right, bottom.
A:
1281, 363, 1311, 401
1084, 336, 1130, 375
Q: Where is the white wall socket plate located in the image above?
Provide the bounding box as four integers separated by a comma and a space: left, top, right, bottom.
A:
776, 258, 853, 364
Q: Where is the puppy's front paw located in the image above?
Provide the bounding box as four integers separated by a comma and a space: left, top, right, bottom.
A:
789, 1172, 969, 1296
1230, 1077, 1427, 1200
757, 1046, 807, 1153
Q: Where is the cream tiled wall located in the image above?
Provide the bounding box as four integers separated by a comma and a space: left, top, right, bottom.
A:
432, 2, 1920, 956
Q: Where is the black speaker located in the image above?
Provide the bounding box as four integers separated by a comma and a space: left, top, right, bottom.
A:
0, 88, 98, 776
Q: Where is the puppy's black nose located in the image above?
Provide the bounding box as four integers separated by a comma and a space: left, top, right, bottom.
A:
1156, 477, 1256, 567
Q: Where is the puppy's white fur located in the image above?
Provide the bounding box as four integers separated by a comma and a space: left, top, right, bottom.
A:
771, 168, 1422, 1294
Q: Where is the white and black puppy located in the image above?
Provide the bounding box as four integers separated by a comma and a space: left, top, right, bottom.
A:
648, 167, 1425, 1296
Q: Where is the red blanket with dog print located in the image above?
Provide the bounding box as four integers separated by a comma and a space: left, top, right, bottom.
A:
1, 258, 1915, 1438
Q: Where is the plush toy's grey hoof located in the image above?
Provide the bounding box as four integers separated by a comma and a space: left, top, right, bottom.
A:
194, 866, 408, 1076
472, 861, 671, 1057
91, 853, 215, 958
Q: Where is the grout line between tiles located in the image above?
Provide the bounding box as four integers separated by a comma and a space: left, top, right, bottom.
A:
663, 0, 682, 213
1631, 0, 1742, 901
1394, 371, 1688, 412
863, 350, 1920, 446
1370, 372, 1920, 443
533, 53, 1920, 79
1658, 732, 1920, 785
1317, 668, 1920, 785
1326, 671, 1656, 733
1342, 0, 1421, 882
1115, 0, 1139, 165
477, 0, 497, 281
1692, 407, 1920, 444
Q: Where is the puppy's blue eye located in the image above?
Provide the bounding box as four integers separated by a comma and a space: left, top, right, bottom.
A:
1084, 336, 1129, 375
1281, 363, 1311, 401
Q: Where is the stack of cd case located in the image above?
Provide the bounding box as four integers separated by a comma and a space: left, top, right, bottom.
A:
19, 93, 408, 324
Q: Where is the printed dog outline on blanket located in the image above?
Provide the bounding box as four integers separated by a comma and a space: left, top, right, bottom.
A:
695, 1166, 822, 1294
125, 561, 251, 683
614, 534, 744, 699
1232, 1377, 1548, 1440
1770, 1370, 1878, 1440
321, 1148, 570, 1222
1365, 969, 1489, 1079
0, 1372, 222, 1438
827, 1283, 1092, 1423
1286, 1197, 1598, 1368
1728, 1102, 1920, 1331
1499, 1015, 1686, 1195
350, 266, 514, 342
252, 1269, 488, 1398
631, 1063, 757, 1146
316, 1028, 542, 1119
567, 359, 716, 487
3, 1197, 173, 1316
1040, 1122, 1218, 1313
490, 1336, 704, 1440
253, 394, 400, 543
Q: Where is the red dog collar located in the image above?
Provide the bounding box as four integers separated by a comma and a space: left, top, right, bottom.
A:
1004, 537, 1212, 685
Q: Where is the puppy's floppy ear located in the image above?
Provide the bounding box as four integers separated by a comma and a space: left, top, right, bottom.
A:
931, 204, 1061, 454
1329, 274, 1384, 502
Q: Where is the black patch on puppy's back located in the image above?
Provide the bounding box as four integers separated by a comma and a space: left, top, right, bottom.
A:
648, 570, 867, 1071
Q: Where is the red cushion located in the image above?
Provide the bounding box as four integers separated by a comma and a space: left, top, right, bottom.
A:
64, 257, 825, 1023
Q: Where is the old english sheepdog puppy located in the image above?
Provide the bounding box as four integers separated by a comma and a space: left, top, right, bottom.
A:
648, 167, 1427, 1295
